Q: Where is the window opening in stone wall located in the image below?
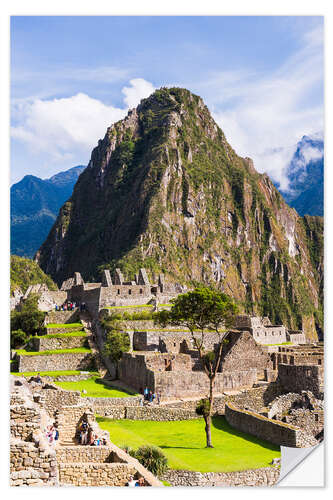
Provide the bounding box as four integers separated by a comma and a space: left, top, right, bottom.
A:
117, 289, 120, 295
140, 289, 143, 294
129, 289, 131, 295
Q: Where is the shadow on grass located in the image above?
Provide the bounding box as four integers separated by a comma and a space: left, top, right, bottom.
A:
211, 416, 280, 452
94, 378, 137, 395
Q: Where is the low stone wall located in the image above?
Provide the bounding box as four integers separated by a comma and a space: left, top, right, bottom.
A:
10, 440, 58, 486
58, 462, 137, 486
126, 406, 199, 421
30, 335, 87, 351
161, 466, 280, 487
18, 352, 94, 372
225, 402, 316, 447
45, 325, 84, 335
56, 445, 113, 464
45, 309, 80, 324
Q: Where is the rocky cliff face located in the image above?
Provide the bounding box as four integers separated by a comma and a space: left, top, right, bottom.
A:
35, 88, 323, 339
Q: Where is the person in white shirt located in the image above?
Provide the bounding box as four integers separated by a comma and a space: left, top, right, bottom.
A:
127, 476, 137, 487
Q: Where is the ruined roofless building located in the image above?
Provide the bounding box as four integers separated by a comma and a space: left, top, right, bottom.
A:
16, 268, 182, 315
234, 315, 306, 345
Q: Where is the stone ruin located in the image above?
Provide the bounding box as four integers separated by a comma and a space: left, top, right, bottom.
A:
234, 315, 306, 345
13, 268, 184, 315
119, 329, 274, 400
10, 375, 162, 487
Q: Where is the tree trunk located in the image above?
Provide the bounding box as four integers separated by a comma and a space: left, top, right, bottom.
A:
204, 415, 213, 448
205, 376, 215, 448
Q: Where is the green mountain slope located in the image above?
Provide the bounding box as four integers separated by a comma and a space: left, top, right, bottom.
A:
11, 255, 57, 294
35, 88, 323, 339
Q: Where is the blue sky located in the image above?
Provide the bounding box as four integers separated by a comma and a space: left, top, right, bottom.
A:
11, 16, 324, 187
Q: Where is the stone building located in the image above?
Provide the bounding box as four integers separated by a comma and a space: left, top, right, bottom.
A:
234, 315, 306, 345
14, 268, 182, 315
119, 330, 274, 399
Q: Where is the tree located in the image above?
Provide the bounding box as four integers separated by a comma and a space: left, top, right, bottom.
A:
10, 329, 28, 349
102, 312, 130, 378
155, 287, 238, 448
11, 294, 45, 337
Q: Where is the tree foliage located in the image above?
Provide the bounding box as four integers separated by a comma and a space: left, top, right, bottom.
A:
11, 294, 45, 337
102, 312, 130, 363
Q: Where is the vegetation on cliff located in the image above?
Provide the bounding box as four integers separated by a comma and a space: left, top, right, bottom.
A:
36, 87, 323, 337
11, 255, 57, 294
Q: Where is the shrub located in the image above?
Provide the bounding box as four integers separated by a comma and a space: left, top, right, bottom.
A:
196, 398, 211, 417
11, 294, 45, 336
129, 445, 168, 476
11, 329, 28, 349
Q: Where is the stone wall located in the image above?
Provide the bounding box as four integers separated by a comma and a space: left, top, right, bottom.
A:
152, 369, 257, 399
10, 395, 41, 440
56, 445, 113, 464
161, 467, 280, 487
278, 364, 324, 397
45, 325, 83, 335
58, 462, 137, 486
30, 335, 87, 351
45, 309, 80, 324
225, 402, 316, 447
18, 352, 95, 372
36, 388, 81, 415
10, 440, 58, 486
125, 406, 199, 421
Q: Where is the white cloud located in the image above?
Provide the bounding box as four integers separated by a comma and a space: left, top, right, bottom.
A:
11, 79, 155, 164
122, 78, 155, 108
199, 24, 324, 188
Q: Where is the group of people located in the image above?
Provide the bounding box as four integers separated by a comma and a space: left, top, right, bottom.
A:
141, 387, 160, 404
45, 425, 59, 445
54, 301, 87, 312
77, 421, 107, 446
126, 476, 145, 487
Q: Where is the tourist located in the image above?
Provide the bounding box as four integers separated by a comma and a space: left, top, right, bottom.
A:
35, 373, 42, 384
148, 390, 153, 403
152, 392, 156, 403
144, 387, 149, 400
102, 438, 107, 446
139, 398, 143, 407
126, 476, 137, 487
136, 478, 145, 487
157, 393, 161, 405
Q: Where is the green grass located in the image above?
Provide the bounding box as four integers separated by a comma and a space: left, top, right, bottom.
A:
46, 323, 83, 328
96, 417, 280, 473
10, 370, 99, 378
265, 342, 293, 346
35, 331, 87, 338
54, 376, 139, 397
15, 347, 91, 356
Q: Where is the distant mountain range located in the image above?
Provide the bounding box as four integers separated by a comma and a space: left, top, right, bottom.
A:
11, 165, 86, 257
277, 135, 324, 217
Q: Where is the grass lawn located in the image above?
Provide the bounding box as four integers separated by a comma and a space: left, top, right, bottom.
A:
35, 331, 87, 338
46, 323, 83, 328
54, 376, 139, 397
15, 347, 91, 356
96, 417, 280, 473
10, 370, 100, 378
